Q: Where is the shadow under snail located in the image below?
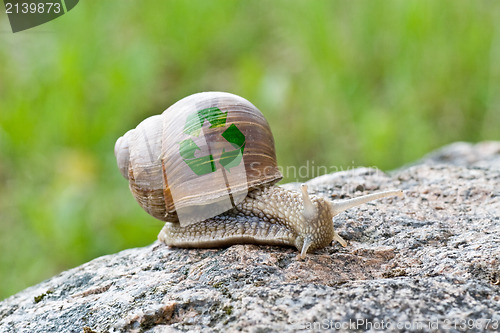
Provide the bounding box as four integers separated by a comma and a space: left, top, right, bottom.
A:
114, 92, 403, 257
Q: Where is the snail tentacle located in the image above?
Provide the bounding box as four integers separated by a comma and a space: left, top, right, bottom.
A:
329, 190, 404, 216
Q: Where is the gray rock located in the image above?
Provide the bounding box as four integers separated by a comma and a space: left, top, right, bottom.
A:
1, 142, 499, 333
409, 141, 500, 170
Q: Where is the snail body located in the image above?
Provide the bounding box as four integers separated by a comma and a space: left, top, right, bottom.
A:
159, 185, 402, 256
115, 92, 402, 256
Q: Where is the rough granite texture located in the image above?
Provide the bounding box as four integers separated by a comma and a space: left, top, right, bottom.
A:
0, 141, 499, 333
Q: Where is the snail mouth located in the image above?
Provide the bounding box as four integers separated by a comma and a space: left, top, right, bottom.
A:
298, 231, 345, 257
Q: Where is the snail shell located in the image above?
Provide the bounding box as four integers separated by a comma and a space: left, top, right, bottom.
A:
115, 92, 282, 225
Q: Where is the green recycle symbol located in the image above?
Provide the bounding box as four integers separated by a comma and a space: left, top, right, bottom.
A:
179, 107, 246, 176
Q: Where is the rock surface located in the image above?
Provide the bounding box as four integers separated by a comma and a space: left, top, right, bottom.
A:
1, 141, 499, 333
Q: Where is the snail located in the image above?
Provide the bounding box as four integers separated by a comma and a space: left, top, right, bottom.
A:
115, 92, 403, 257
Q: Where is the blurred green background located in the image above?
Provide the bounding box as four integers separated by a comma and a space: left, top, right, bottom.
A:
1, 1, 499, 299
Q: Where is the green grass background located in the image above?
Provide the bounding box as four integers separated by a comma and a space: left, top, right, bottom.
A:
1, 1, 499, 299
